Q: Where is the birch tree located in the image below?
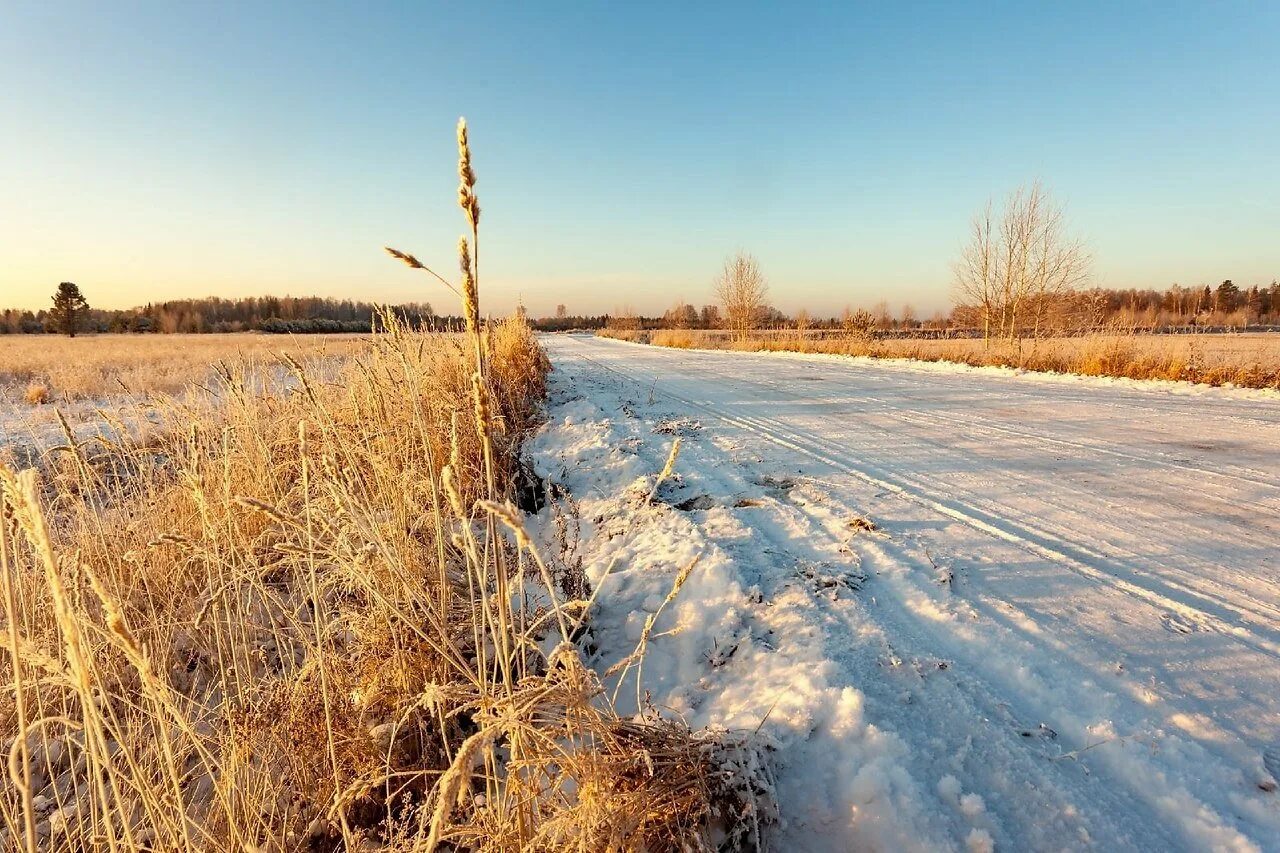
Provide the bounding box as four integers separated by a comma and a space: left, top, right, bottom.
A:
954, 183, 1090, 344
715, 251, 768, 341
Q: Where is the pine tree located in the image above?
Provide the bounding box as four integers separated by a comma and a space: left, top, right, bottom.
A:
51, 281, 89, 337
1214, 279, 1240, 314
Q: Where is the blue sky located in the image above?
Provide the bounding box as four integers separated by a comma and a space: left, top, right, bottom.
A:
2, 1, 1277, 317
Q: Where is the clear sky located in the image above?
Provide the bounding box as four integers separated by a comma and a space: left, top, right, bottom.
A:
2, 1, 1278, 318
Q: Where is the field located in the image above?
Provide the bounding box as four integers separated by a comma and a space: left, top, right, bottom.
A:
0, 333, 365, 403
604, 328, 1280, 389
846, 330, 1280, 370
4, 324, 1280, 850
8, 2, 1277, 849
0, 334, 364, 472
3, 139, 1276, 853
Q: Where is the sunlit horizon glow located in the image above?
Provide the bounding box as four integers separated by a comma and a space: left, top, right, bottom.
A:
2, 2, 1278, 318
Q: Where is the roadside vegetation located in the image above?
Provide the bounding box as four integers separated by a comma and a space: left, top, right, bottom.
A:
1, 122, 768, 852
598, 326, 1280, 389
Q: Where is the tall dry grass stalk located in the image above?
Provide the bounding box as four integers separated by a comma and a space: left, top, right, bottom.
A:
1, 119, 770, 852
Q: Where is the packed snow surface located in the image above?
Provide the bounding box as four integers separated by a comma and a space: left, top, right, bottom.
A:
528, 334, 1280, 852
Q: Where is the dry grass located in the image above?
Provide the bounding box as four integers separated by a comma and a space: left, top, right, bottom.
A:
650, 329, 696, 349
0, 334, 365, 404
20, 385, 48, 407
612, 329, 1280, 390
594, 329, 647, 344
0, 121, 769, 852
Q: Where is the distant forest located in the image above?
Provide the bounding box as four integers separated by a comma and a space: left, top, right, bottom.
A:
4, 280, 1278, 336
1, 295, 441, 334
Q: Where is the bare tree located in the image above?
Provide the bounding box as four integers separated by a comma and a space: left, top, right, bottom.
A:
872, 300, 893, 330
714, 251, 768, 341
794, 308, 811, 335
663, 299, 697, 329
609, 305, 641, 331
955, 199, 997, 343
954, 182, 1090, 344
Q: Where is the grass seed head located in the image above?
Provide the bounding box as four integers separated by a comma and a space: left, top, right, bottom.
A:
456, 117, 480, 228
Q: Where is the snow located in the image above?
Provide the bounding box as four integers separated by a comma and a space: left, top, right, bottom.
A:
0, 363, 337, 465
528, 334, 1280, 852
0, 395, 157, 465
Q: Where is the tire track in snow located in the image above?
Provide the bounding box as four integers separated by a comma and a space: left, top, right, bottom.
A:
652, 358, 1280, 627
700, 399, 1280, 661
624, 343, 1280, 500
567, 341, 1280, 661
782, 351, 1280, 430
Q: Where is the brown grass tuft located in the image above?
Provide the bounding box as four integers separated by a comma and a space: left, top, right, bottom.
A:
23, 382, 50, 405
595, 328, 650, 344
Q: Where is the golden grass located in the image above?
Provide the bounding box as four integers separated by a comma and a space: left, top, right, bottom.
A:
0, 334, 365, 404
614, 329, 1280, 390
594, 329, 647, 344
1, 121, 768, 852
20, 385, 49, 407
650, 329, 695, 349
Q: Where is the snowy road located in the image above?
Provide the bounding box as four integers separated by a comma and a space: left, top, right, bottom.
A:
531, 334, 1280, 851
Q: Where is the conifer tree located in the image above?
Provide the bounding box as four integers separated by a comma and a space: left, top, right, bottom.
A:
51, 281, 89, 337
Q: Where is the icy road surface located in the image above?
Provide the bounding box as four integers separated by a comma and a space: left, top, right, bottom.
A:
530, 334, 1280, 852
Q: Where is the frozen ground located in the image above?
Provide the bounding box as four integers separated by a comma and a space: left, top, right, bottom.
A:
0, 395, 163, 466
528, 334, 1280, 852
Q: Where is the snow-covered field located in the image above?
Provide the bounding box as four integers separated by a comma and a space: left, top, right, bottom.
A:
529, 334, 1280, 852
0, 394, 165, 467
0, 361, 342, 466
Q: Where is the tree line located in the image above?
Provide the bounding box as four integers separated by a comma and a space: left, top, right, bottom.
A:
548, 278, 1280, 338
1, 291, 438, 335
15, 190, 1279, 341
19, 284, 1273, 339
